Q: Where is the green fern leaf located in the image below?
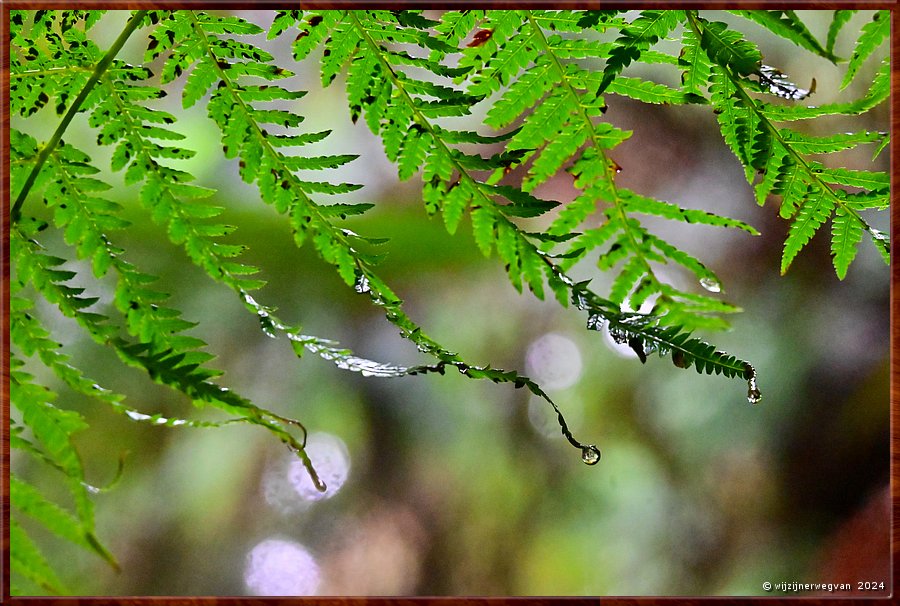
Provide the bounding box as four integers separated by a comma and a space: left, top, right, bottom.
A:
470, 206, 496, 257
731, 11, 837, 62
815, 166, 889, 191
608, 76, 706, 105
830, 206, 863, 280
709, 67, 754, 177
484, 60, 553, 128
442, 181, 474, 234
697, 18, 762, 77
841, 10, 888, 89
679, 26, 712, 96
519, 236, 546, 299
432, 10, 483, 48
826, 10, 856, 55
781, 194, 835, 274
780, 129, 886, 155
11, 518, 65, 594
620, 189, 759, 234
10, 358, 94, 545
644, 233, 718, 284
599, 10, 681, 93
771, 157, 807, 218
609, 256, 646, 305
491, 185, 560, 218
11, 474, 117, 568
751, 143, 786, 206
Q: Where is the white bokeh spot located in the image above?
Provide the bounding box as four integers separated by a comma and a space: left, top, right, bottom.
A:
244, 538, 320, 596
525, 333, 583, 390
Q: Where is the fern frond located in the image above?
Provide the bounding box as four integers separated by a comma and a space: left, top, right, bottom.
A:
10, 12, 113, 118
9, 353, 103, 593
841, 10, 888, 89
574, 287, 758, 399
708, 66, 755, 181
688, 11, 889, 277
13, 226, 325, 491
194, 9, 598, 451
300, 9, 763, 389
620, 188, 759, 234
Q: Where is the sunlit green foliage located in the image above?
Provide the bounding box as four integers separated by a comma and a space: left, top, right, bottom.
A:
9, 9, 888, 593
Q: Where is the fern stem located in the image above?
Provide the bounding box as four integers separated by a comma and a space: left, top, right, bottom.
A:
11, 10, 148, 224
685, 11, 887, 256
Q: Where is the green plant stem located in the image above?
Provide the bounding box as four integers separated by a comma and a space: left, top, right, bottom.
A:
11, 10, 148, 224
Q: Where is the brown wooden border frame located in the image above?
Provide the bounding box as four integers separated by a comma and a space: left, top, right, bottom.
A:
1, 2, 895, 602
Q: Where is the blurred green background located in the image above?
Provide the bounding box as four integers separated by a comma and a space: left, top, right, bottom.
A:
10, 10, 889, 596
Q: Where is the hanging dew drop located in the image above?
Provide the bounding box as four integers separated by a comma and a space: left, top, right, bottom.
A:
581, 444, 601, 465
747, 375, 761, 405
699, 277, 721, 293
745, 363, 761, 405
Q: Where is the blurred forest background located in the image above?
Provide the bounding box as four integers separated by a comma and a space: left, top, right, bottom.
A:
10, 10, 890, 596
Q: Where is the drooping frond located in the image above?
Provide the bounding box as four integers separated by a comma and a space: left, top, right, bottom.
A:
266, 9, 763, 396
144, 9, 602, 461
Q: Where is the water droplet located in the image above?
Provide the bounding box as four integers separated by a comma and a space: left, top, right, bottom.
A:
289, 433, 350, 501
354, 274, 370, 294
758, 64, 812, 100
745, 363, 761, 404
747, 375, 761, 404
581, 444, 601, 465
125, 410, 151, 422
699, 277, 721, 293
